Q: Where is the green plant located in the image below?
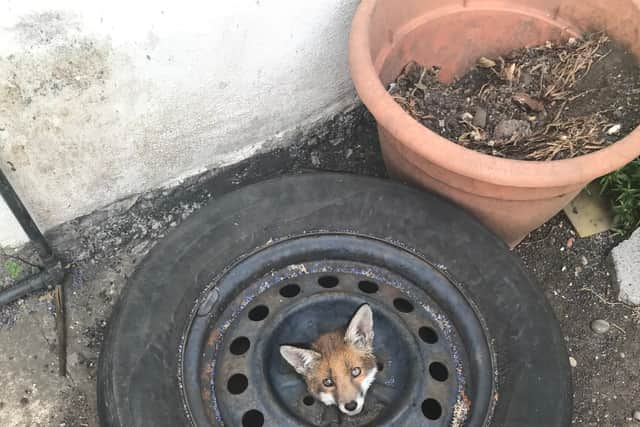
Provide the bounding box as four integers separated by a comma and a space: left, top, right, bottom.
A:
600, 157, 640, 234
3, 259, 23, 280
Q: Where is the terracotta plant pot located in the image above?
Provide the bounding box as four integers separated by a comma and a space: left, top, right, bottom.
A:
349, 0, 640, 247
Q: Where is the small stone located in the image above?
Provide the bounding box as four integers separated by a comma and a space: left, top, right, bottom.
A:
460, 112, 473, 122
633, 410, 640, 421
566, 237, 575, 248
590, 319, 610, 334
581, 255, 588, 266
310, 151, 320, 167
472, 107, 487, 128
606, 124, 621, 135
494, 119, 531, 140
68, 352, 81, 367
569, 356, 577, 368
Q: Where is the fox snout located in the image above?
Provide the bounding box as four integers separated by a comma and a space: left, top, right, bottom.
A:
333, 372, 374, 415
339, 397, 363, 416
344, 400, 358, 412
280, 304, 377, 416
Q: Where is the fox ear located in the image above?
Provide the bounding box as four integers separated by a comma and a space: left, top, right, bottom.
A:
280, 345, 321, 375
345, 304, 374, 351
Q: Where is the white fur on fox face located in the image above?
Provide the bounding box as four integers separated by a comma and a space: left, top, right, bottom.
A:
360, 367, 377, 394
319, 392, 336, 406
339, 367, 378, 415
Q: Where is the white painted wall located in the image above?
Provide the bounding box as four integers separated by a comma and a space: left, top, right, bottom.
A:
0, 0, 359, 247
0, 197, 28, 246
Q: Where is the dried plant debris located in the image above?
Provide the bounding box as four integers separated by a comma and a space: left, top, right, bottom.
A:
390, 33, 640, 160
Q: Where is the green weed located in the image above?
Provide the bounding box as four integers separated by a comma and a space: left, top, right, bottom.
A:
3, 259, 23, 280
600, 157, 640, 235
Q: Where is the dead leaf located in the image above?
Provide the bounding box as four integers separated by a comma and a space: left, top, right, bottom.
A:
477, 56, 496, 68
503, 63, 516, 81
512, 92, 546, 112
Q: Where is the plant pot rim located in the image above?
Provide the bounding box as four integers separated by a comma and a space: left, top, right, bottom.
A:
349, 0, 640, 188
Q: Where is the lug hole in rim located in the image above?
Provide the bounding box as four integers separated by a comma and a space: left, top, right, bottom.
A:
358, 280, 379, 293
230, 337, 251, 355
429, 362, 449, 382
393, 297, 414, 313
227, 374, 248, 394
242, 410, 264, 427
421, 399, 442, 420
419, 326, 438, 344
248, 305, 269, 321
318, 276, 339, 288
279, 284, 301, 298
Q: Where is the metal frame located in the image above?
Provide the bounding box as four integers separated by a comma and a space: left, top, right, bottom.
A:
0, 166, 68, 375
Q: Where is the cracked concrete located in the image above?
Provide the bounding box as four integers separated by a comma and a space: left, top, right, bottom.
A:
0, 257, 135, 427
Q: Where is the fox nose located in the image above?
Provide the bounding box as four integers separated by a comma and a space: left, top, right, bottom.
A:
345, 401, 358, 411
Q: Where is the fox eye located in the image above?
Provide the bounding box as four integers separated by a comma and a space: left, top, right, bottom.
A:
323, 378, 334, 387
351, 367, 361, 377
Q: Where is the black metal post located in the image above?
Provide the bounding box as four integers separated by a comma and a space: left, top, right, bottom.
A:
0, 167, 65, 306
0, 167, 53, 260
0, 166, 68, 375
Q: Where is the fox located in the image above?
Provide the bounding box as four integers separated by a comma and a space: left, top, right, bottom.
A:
280, 304, 377, 416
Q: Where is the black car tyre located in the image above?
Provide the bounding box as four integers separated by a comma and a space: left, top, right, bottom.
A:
98, 173, 571, 427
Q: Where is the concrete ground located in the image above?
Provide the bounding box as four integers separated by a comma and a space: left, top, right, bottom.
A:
1, 106, 639, 426
0, 253, 136, 427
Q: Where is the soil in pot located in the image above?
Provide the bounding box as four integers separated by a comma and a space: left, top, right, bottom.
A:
390, 33, 640, 160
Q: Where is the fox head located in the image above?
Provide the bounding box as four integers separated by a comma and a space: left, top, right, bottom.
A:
280, 304, 377, 416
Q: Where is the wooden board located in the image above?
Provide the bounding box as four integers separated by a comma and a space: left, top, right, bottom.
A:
563, 183, 613, 237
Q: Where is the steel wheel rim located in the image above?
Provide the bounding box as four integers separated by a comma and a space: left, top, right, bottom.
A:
180, 234, 495, 426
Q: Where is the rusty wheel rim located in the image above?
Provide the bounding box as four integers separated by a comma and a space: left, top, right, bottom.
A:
180, 235, 494, 426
